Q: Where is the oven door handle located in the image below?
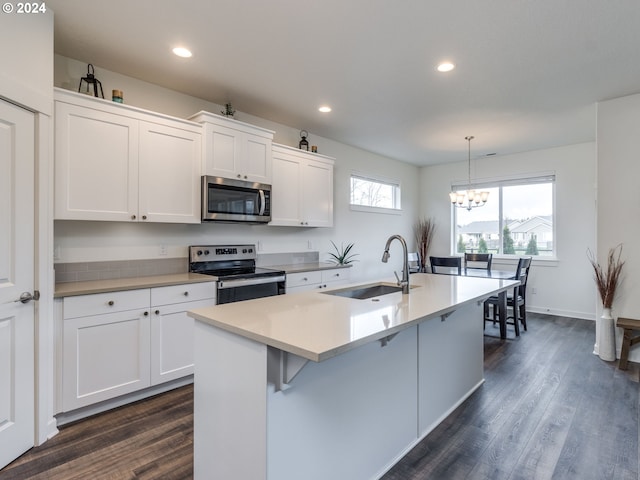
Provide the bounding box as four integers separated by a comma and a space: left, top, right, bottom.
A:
258, 190, 266, 216
218, 275, 286, 289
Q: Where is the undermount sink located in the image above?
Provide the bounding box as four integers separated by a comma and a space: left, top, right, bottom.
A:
323, 282, 408, 300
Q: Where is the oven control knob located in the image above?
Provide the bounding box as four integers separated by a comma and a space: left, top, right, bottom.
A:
204, 250, 210, 255
248, 248, 253, 253
197, 250, 203, 256
242, 248, 247, 253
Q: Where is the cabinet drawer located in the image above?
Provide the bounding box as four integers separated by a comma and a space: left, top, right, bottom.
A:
63, 289, 149, 319
321, 268, 350, 284
151, 282, 216, 306
286, 271, 322, 288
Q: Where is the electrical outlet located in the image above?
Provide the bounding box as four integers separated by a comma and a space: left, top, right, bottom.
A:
308, 240, 315, 250
53, 245, 61, 261
531, 287, 537, 294
257, 241, 263, 252
159, 244, 168, 256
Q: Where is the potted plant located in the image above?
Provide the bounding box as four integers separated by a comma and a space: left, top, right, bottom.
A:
414, 217, 436, 272
588, 244, 625, 361
328, 241, 358, 265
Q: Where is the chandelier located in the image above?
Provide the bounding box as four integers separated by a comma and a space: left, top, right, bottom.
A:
449, 136, 489, 211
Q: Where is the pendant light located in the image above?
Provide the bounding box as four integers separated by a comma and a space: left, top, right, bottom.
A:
449, 136, 489, 211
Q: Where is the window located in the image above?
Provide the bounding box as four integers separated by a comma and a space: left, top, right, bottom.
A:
350, 174, 401, 212
452, 175, 555, 257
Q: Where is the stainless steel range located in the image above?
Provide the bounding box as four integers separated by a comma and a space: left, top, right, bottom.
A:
188, 244, 286, 304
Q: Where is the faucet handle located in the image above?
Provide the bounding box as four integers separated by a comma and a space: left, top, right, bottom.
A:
393, 270, 401, 285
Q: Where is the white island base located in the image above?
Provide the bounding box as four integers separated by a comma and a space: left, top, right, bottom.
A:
193, 299, 485, 480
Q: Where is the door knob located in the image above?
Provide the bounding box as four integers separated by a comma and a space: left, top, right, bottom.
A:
14, 291, 40, 304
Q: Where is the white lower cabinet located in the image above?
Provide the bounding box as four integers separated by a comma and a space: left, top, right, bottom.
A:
59, 282, 215, 412
286, 268, 350, 294
150, 283, 216, 384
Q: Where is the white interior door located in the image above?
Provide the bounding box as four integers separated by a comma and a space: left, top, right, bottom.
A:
0, 99, 35, 469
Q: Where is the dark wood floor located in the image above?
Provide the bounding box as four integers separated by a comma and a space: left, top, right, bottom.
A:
1, 313, 638, 480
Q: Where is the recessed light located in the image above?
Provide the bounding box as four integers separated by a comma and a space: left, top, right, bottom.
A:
436, 62, 455, 72
318, 105, 332, 113
172, 47, 192, 58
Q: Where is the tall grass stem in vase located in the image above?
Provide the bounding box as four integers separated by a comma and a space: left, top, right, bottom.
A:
414, 218, 436, 273
588, 244, 625, 361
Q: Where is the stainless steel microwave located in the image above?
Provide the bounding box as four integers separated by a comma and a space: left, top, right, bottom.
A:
201, 176, 272, 223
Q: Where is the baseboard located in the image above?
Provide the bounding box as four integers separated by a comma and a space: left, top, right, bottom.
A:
55, 376, 193, 427
527, 306, 595, 321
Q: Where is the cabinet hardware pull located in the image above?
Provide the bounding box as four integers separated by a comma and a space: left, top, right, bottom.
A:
142, 215, 147, 220
155, 310, 160, 315
237, 174, 241, 178
144, 311, 149, 316
183, 291, 189, 296
131, 215, 136, 220
108, 300, 114, 306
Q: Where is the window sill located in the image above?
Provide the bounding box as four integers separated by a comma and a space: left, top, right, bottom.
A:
350, 204, 401, 215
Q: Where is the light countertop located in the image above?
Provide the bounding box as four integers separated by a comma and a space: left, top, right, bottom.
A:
189, 273, 518, 362
54, 273, 215, 298
267, 262, 352, 274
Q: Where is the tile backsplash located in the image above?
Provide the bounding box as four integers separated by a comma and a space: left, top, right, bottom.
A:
55, 257, 187, 283
55, 251, 322, 283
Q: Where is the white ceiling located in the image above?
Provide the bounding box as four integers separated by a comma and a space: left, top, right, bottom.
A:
45, 0, 640, 166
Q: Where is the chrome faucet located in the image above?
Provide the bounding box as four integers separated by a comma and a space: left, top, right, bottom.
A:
381, 234, 410, 294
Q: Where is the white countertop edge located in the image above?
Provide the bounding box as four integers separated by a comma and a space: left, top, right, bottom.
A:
54, 273, 215, 298
189, 275, 519, 362
267, 263, 352, 274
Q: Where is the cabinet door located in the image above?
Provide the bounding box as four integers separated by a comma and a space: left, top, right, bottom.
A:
150, 298, 214, 385
244, 134, 272, 184
270, 153, 303, 226
55, 102, 138, 221
62, 309, 151, 411
202, 123, 243, 179
302, 160, 334, 227
138, 121, 202, 223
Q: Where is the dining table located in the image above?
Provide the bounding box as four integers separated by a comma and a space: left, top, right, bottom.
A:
430, 268, 518, 339
464, 269, 518, 339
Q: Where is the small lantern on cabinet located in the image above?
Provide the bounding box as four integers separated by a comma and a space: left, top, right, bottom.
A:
78, 64, 104, 98
299, 130, 309, 151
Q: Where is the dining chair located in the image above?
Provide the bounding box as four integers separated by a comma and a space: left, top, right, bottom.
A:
464, 253, 492, 274
429, 256, 462, 275
483, 256, 533, 335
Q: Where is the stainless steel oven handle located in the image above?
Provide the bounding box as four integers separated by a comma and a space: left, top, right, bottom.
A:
258, 190, 266, 216
218, 275, 285, 289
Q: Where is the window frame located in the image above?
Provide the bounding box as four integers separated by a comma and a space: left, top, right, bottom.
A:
349, 172, 402, 215
451, 173, 556, 259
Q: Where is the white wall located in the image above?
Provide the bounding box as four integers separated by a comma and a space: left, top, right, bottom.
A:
0, 12, 53, 114
597, 93, 640, 361
419, 142, 597, 319
53, 56, 420, 283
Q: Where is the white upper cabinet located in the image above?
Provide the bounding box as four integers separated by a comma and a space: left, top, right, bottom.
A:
189, 111, 274, 184
138, 121, 201, 223
54, 88, 202, 223
270, 143, 334, 227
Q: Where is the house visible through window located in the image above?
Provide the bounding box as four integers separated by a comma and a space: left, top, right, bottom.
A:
350, 174, 401, 211
452, 175, 555, 256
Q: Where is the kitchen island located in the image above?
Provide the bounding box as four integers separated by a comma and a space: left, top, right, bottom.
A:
188, 273, 518, 480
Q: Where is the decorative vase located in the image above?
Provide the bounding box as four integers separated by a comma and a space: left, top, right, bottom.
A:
598, 307, 616, 361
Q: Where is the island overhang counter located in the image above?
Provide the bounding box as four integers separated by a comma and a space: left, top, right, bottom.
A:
188, 273, 518, 480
